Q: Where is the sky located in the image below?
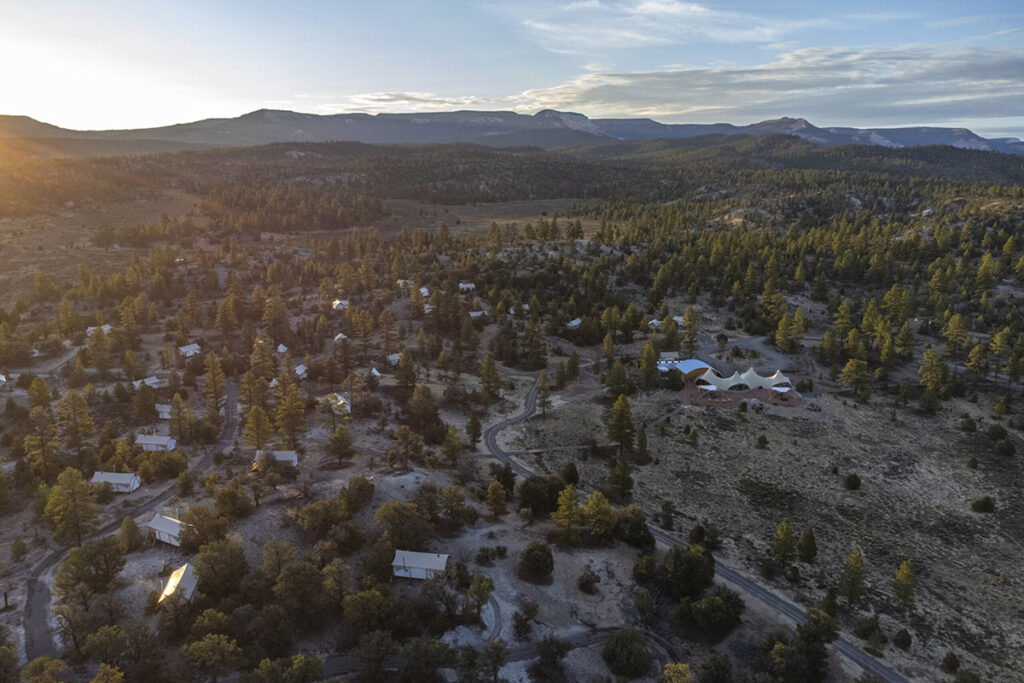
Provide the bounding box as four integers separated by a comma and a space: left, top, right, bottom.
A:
2, 0, 1023, 138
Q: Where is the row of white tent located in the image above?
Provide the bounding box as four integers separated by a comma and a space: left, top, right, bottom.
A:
694, 367, 793, 393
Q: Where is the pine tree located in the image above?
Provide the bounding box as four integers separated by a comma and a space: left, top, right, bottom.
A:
838, 547, 865, 605
607, 394, 635, 453
24, 409, 62, 483
486, 481, 507, 519
58, 390, 95, 468
396, 349, 416, 390
893, 559, 917, 610
537, 372, 551, 415
638, 341, 658, 389
45, 468, 98, 546
553, 485, 582, 545
797, 527, 818, 563
480, 354, 501, 402
772, 518, 797, 565
203, 353, 227, 423
329, 424, 354, 465
466, 414, 482, 448
250, 334, 277, 380
242, 405, 274, 451
839, 358, 871, 400
275, 382, 306, 448
919, 349, 948, 395
169, 393, 191, 444
681, 307, 698, 357
608, 459, 634, 502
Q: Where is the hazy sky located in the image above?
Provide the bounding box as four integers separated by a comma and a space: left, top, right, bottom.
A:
3, 0, 1023, 137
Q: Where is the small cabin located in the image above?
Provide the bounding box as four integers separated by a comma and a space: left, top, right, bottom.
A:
86, 324, 112, 337
155, 404, 172, 420
458, 282, 475, 292
159, 562, 197, 603
566, 318, 582, 330
392, 550, 450, 580
132, 376, 161, 391
334, 332, 348, 343
146, 513, 185, 547
294, 364, 308, 380
332, 299, 350, 312
254, 450, 299, 468
324, 393, 351, 415
90, 472, 141, 494
178, 343, 201, 358
136, 435, 176, 452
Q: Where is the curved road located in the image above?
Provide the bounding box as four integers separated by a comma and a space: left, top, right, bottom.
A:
23, 380, 238, 662
481, 374, 911, 683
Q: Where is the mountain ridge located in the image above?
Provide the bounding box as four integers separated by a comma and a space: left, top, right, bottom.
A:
1, 109, 1021, 156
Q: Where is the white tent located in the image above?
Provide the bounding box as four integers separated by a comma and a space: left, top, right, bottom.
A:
90, 472, 141, 493
147, 513, 184, 546
132, 376, 161, 391
657, 358, 712, 379
178, 343, 201, 358
694, 367, 792, 392
159, 562, 197, 603
136, 435, 176, 451
392, 550, 450, 580
254, 450, 298, 467
325, 393, 351, 414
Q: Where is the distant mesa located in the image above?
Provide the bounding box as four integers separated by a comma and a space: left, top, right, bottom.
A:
0, 108, 1020, 156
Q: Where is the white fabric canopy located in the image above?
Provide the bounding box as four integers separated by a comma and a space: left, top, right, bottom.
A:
695, 367, 792, 391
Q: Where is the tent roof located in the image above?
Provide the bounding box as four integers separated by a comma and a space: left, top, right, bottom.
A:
136, 435, 174, 446
146, 513, 183, 536
392, 550, 449, 572
91, 472, 138, 485
159, 563, 197, 603
695, 367, 791, 391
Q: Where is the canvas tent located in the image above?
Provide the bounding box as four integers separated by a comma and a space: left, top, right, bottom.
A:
392, 550, 450, 580
254, 450, 298, 468
178, 343, 201, 358
136, 435, 176, 451
657, 358, 713, 380
90, 472, 141, 493
147, 513, 184, 546
159, 562, 197, 603
694, 367, 792, 392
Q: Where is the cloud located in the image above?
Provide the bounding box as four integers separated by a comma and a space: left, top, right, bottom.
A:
512, 0, 832, 50
514, 44, 1024, 128
314, 43, 1024, 134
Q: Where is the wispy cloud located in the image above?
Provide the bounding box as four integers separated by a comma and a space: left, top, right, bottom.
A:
319, 43, 1024, 133
509, 0, 839, 51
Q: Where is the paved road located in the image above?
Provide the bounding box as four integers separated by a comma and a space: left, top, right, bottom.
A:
23, 380, 238, 662
482, 375, 911, 683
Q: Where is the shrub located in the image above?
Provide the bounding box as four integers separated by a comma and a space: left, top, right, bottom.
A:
940, 651, 960, 673
756, 435, 769, 449
796, 378, 813, 392
577, 566, 601, 594
676, 586, 745, 643
986, 424, 1007, 441
518, 542, 554, 584
995, 439, 1015, 457
601, 627, 651, 678
11, 539, 27, 562
893, 628, 911, 650
970, 496, 995, 513
844, 473, 861, 490
960, 417, 976, 432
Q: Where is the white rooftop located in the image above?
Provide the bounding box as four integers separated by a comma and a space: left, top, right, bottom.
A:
392, 550, 449, 572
